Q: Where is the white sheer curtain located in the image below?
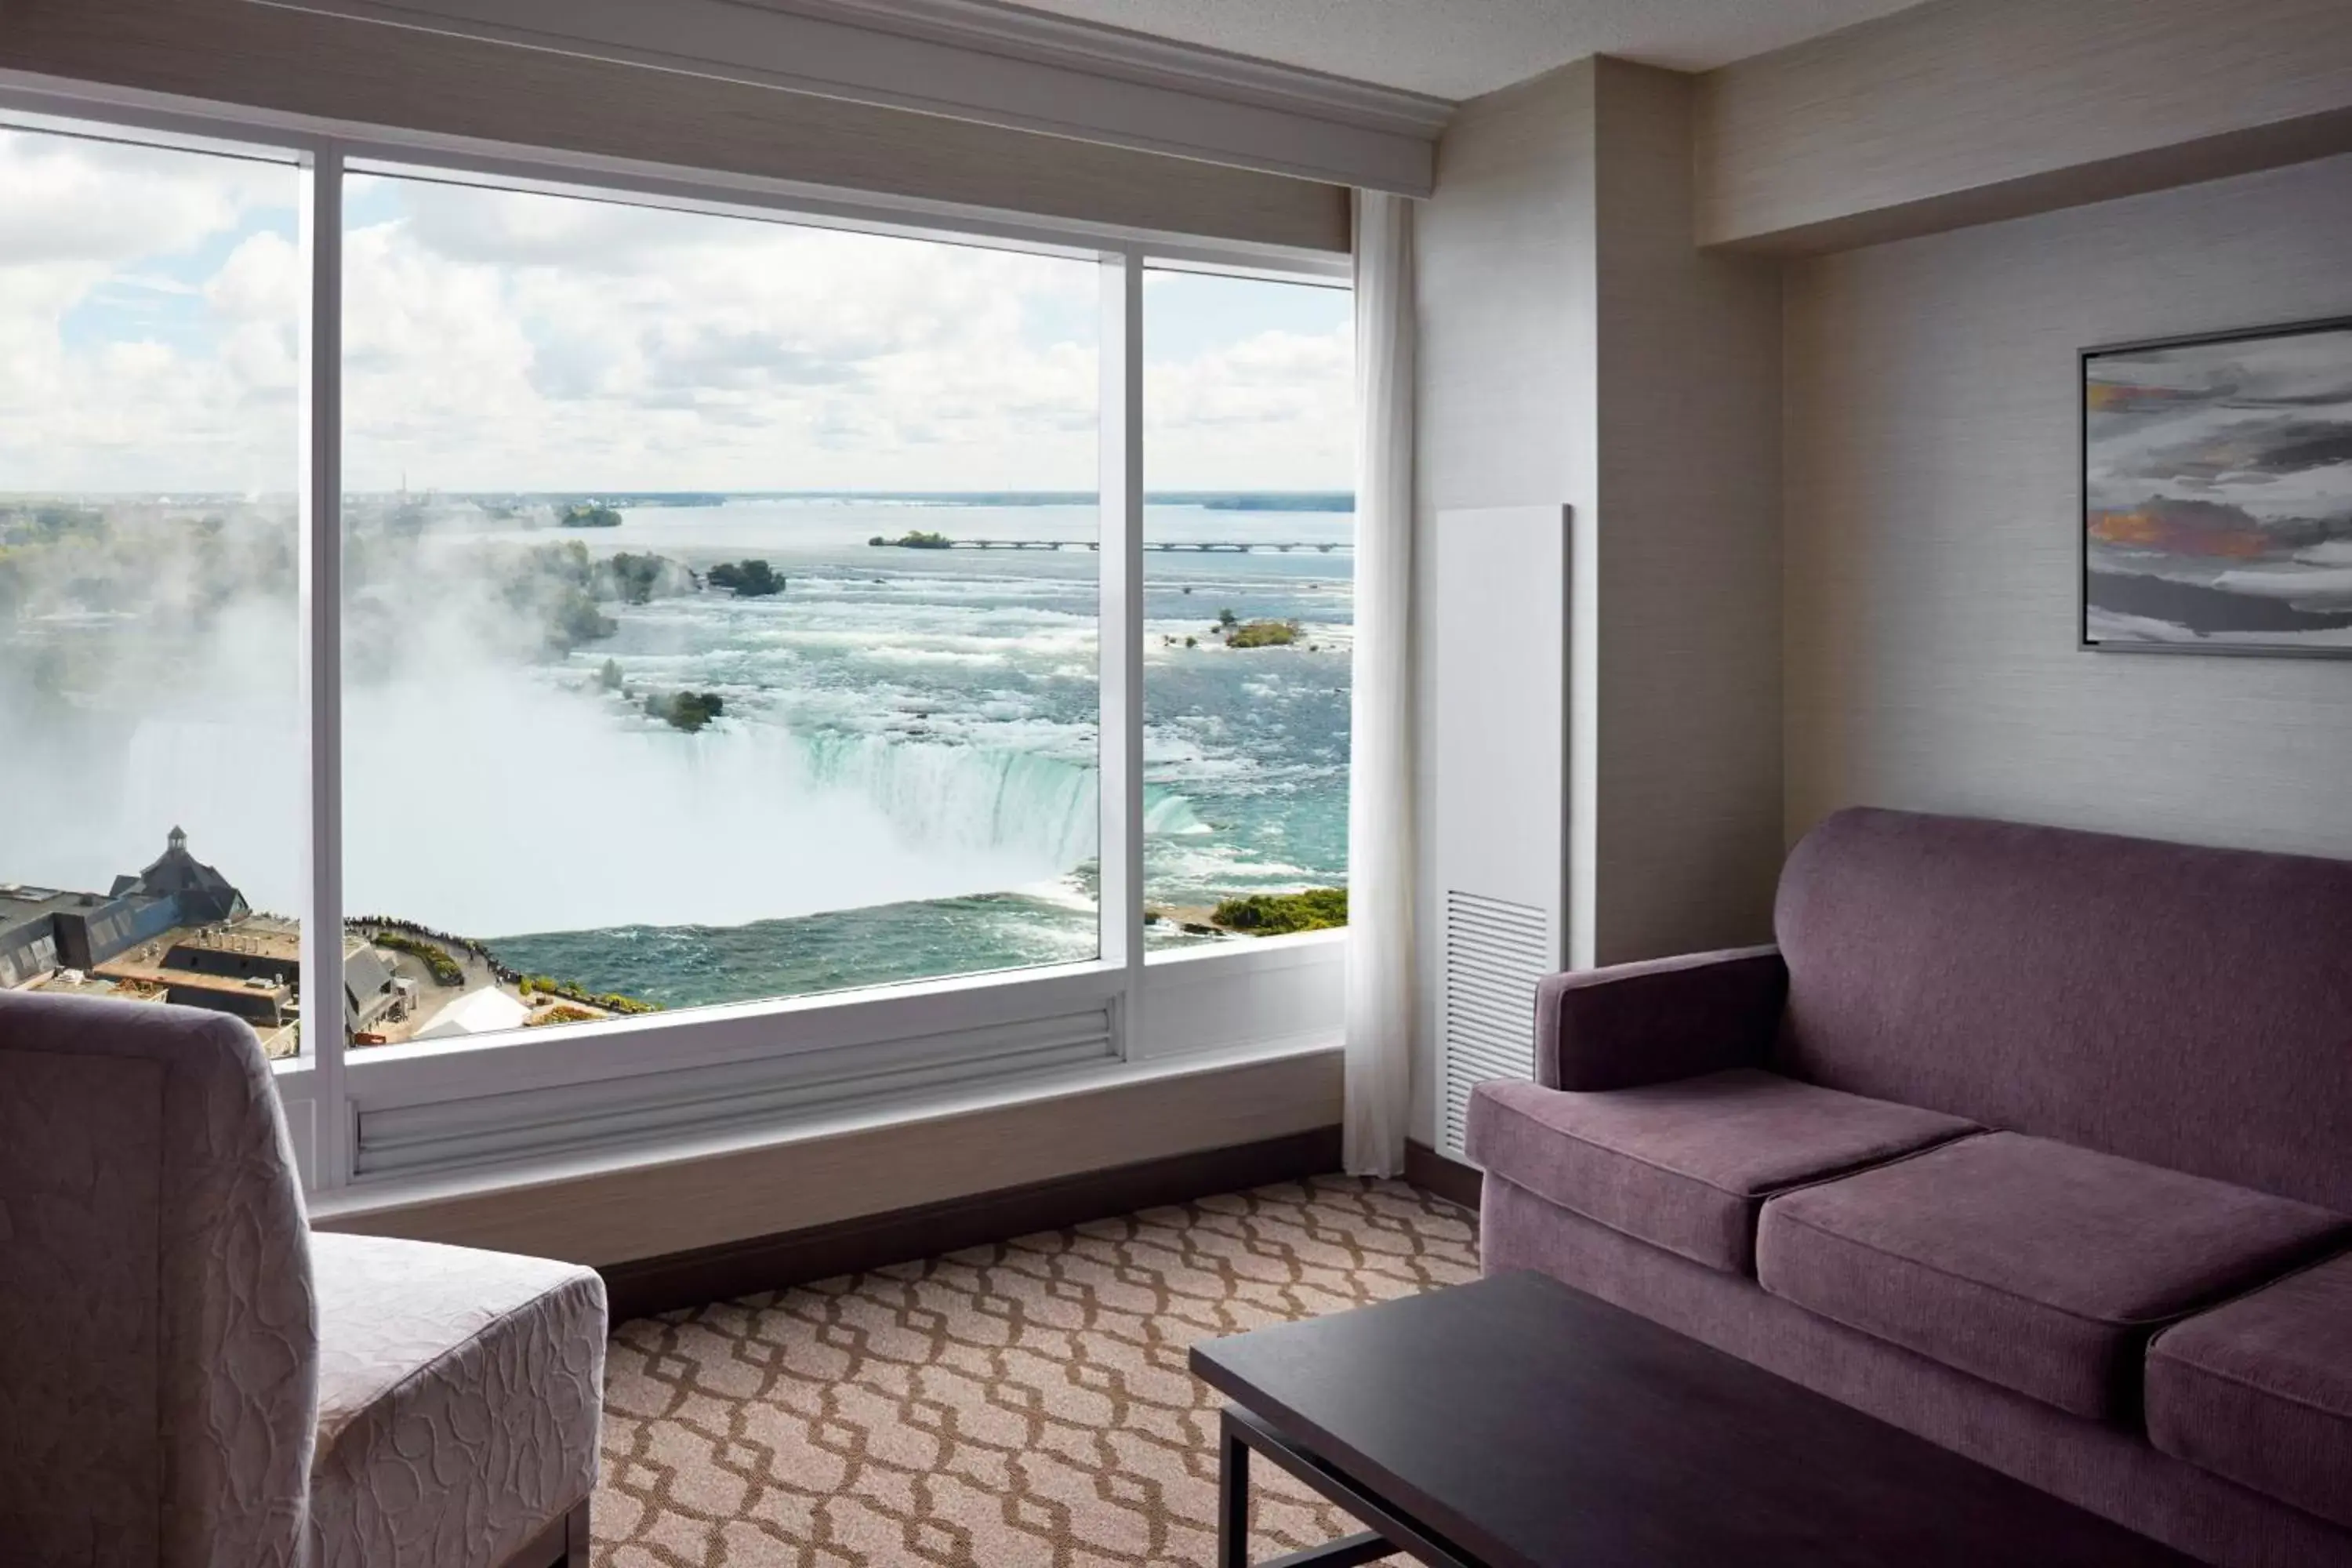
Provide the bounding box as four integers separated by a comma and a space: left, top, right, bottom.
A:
1343, 190, 1417, 1178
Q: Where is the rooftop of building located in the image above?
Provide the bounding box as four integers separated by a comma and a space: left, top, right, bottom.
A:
172, 916, 303, 964
0, 884, 108, 921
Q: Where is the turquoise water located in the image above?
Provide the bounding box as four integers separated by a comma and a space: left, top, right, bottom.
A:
459, 497, 1352, 1006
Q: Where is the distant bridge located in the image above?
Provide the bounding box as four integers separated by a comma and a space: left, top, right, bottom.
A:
879, 539, 1352, 553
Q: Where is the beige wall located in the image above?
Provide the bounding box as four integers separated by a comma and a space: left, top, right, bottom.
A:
0, 0, 1350, 254
1784, 151, 2352, 858
1587, 61, 1783, 964
1409, 62, 1595, 1142
1414, 58, 1781, 969
1698, 0, 2352, 253
1410, 57, 1783, 1137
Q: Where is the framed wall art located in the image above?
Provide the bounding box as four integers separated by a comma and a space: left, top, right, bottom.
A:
2083, 315, 2352, 656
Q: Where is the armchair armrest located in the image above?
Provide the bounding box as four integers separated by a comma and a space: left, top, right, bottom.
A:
1535, 944, 1787, 1091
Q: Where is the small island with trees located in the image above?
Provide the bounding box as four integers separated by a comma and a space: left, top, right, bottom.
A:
557, 502, 624, 528
1206, 608, 1303, 648
644, 689, 726, 734
869, 530, 954, 550
1225, 618, 1301, 648
708, 559, 785, 597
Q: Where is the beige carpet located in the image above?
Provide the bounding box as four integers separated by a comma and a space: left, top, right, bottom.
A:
595, 1176, 1481, 1566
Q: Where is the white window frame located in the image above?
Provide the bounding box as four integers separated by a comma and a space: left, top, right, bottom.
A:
0, 69, 1352, 1201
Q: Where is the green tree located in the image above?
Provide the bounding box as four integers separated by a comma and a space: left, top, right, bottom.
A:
708, 559, 785, 597
645, 689, 726, 733
1224, 619, 1300, 649
602, 552, 666, 604
546, 585, 617, 651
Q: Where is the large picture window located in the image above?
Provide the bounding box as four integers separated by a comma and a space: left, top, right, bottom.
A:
334, 168, 1104, 1044
0, 94, 1352, 1185
0, 115, 306, 1055
1143, 270, 1355, 946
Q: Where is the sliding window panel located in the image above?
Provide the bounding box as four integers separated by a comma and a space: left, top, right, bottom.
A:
0, 113, 308, 1058
336, 165, 1103, 1052
1139, 270, 1355, 952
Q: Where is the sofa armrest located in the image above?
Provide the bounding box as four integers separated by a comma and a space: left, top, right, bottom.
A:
1535, 945, 1788, 1091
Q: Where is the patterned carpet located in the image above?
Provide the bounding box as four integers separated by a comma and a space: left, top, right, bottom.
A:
594, 1176, 1481, 1566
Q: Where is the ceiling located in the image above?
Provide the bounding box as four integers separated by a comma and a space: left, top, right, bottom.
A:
997, 0, 1934, 102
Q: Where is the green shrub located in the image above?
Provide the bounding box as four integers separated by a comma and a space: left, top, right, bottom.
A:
521, 975, 659, 1014
372, 931, 464, 986
1210, 887, 1348, 935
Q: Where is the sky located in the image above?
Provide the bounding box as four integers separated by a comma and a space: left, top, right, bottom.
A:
0, 118, 1353, 496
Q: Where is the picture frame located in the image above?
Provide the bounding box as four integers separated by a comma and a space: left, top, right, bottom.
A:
2080, 313, 2352, 658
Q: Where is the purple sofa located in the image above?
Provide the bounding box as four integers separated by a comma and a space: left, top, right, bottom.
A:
1467, 808, 2352, 1568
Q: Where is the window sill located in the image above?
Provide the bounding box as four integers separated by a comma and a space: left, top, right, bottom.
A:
1145, 924, 1345, 969
278, 929, 1345, 1201
305, 1029, 1340, 1225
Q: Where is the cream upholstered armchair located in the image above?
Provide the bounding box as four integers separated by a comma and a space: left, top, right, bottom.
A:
0, 989, 605, 1568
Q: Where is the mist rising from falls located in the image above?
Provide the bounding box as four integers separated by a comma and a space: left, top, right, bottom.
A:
339, 666, 1110, 935
11, 653, 1218, 939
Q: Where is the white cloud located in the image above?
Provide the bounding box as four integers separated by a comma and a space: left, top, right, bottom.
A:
2, 130, 1350, 496
0, 129, 284, 271
337, 176, 1107, 491
0, 124, 300, 493
1147, 322, 1353, 489
205, 230, 299, 321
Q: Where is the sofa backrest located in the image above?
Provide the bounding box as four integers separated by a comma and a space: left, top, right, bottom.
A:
0, 990, 317, 1568
1774, 807, 2352, 1214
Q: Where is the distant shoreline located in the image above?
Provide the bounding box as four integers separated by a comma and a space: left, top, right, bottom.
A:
336, 489, 1359, 512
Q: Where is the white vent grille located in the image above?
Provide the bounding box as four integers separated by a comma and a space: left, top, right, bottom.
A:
354, 1004, 1116, 1178
1440, 891, 1549, 1160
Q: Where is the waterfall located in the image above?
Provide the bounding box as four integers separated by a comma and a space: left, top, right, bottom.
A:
792, 730, 1100, 871
21, 670, 1206, 942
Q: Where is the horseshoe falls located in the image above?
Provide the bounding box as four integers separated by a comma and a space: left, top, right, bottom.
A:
372, 496, 1357, 1011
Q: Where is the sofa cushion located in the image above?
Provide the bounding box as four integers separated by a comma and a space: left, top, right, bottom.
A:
2147, 1250, 2352, 1530
308, 1232, 607, 1568
1774, 808, 2352, 1215
1466, 1070, 1978, 1274
1758, 1132, 2350, 1421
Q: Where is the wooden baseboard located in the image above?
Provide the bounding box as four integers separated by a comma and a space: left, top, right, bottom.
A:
601, 1125, 1343, 1320
1404, 1138, 1483, 1212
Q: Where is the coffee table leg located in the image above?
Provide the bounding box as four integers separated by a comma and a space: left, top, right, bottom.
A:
1219, 1408, 1399, 1568
1221, 1409, 1251, 1568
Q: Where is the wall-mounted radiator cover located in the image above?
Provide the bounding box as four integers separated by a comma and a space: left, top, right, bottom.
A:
1432, 506, 1570, 1161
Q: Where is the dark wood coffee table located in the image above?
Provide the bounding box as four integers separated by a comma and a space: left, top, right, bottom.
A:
1190, 1270, 2198, 1568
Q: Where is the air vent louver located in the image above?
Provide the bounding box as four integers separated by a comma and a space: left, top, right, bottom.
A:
1440, 891, 1548, 1160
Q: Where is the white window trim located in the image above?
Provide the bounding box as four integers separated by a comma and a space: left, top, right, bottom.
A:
2, 71, 1353, 1197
